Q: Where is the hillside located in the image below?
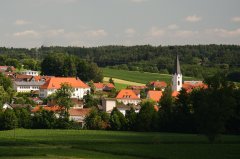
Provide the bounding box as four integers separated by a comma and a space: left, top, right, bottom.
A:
0, 45, 240, 79
102, 68, 197, 84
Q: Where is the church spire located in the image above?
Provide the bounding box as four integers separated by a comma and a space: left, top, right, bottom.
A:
172, 53, 182, 92
173, 54, 181, 74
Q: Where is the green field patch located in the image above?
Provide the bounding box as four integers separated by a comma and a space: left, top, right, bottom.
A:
0, 129, 240, 159
102, 68, 197, 84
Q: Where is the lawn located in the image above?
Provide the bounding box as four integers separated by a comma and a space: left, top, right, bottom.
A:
102, 68, 197, 84
0, 129, 239, 159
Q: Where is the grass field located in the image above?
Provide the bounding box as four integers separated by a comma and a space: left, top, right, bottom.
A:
102, 68, 197, 84
0, 129, 239, 159
103, 77, 144, 90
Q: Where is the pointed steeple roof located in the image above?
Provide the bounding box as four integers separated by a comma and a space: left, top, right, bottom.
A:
173, 54, 181, 74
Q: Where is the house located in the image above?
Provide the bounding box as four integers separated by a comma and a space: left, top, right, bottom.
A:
39, 77, 90, 99
183, 81, 207, 92
20, 70, 39, 76
116, 105, 141, 116
13, 80, 45, 92
116, 89, 141, 105
0, 66, 16, 72
148, 81, 167, 91
147, 90, 163, 102
102, 98, 116, 113
93, 82, 115, 91
69, 108, 91, 127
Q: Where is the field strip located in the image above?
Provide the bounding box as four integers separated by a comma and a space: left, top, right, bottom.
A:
104, 77, 145, 86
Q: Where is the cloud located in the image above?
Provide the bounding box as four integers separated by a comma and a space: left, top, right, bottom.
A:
148, 27, 165, 37
125, 28, 136, 37
206, 28, 240, 37
231, 16, 240, 22
13, 30, 40, 37
167, 24, 179, 30
185, 15, 202, 22
15, 20, 31, 25
84, 29, 107, 38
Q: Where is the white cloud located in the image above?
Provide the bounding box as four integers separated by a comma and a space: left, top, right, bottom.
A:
15, 20, 31, 25
148, 27, 165, 37
167, 24, 179, 30
13, 30, 40, 37
185, 15, 202, 22
231, 16, 240, 22
84, 29, 107, 38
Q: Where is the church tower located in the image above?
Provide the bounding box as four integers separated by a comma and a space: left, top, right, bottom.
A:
172, 54, 182, 91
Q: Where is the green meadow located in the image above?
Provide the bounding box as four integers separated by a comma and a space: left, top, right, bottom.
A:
102, 68, 197, 84
0, 129, 239, 159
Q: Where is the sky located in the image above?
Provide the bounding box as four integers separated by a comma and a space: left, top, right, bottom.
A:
0, 0, 240, 48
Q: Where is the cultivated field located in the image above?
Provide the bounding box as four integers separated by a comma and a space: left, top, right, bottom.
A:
0, 129, 239, 159
102, 68, 196, 84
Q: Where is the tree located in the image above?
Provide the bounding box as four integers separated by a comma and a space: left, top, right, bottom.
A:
158, 86, 174, 131
109, 107, 127, 130
0, 109, 18, 130
31, 109, 57, 129
84, 108, 109, 130
55, 83, 74, 116
14, 108, 31, 128
109, 77, 115, 85
135, 100, 158, 131
192, 73, 235, 142
125, 107, 137, 131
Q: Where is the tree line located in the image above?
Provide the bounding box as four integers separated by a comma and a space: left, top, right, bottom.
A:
0, 45, 240, 80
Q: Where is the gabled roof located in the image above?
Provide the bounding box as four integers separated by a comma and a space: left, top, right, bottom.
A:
182, 81, 207, 92
147, 90, 163, 102
40, 77, 89, 89
149, 81, 167, 88
93, 82, 115, 89
31, 105, 62, 113
68, 108, 91, 116
116, 89, 140, 99
32, 76, 52, 82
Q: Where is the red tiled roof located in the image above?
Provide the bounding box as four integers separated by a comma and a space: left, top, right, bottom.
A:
105, 83, 115, 88
148, 90, 163, 102
40, 77, 89, 89
127, 85, 147, 90
182, 81, 207, 92
34, 76, 52, 81
172, 91, 179, 97
32, 105, 62, 113
150, 81, 167, 88
94, 82, 115, 89
94, 82, 105, 89
116, 89, 140, 99
68, 108, 91, 116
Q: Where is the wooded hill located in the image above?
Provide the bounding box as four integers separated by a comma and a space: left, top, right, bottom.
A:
0, 45, 239, 80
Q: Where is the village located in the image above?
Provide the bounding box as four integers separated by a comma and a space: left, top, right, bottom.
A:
1, 55, 206, 127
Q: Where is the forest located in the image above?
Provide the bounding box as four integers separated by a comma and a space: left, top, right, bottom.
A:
0, 44, 239, 80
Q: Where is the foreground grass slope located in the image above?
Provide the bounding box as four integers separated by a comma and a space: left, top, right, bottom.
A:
0, 129, 239, 159
102, 68, 197, 84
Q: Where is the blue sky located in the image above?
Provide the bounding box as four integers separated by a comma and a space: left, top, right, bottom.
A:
0, 0, 239, 48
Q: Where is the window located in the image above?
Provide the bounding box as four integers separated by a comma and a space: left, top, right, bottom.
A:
178, 81, 180, 86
